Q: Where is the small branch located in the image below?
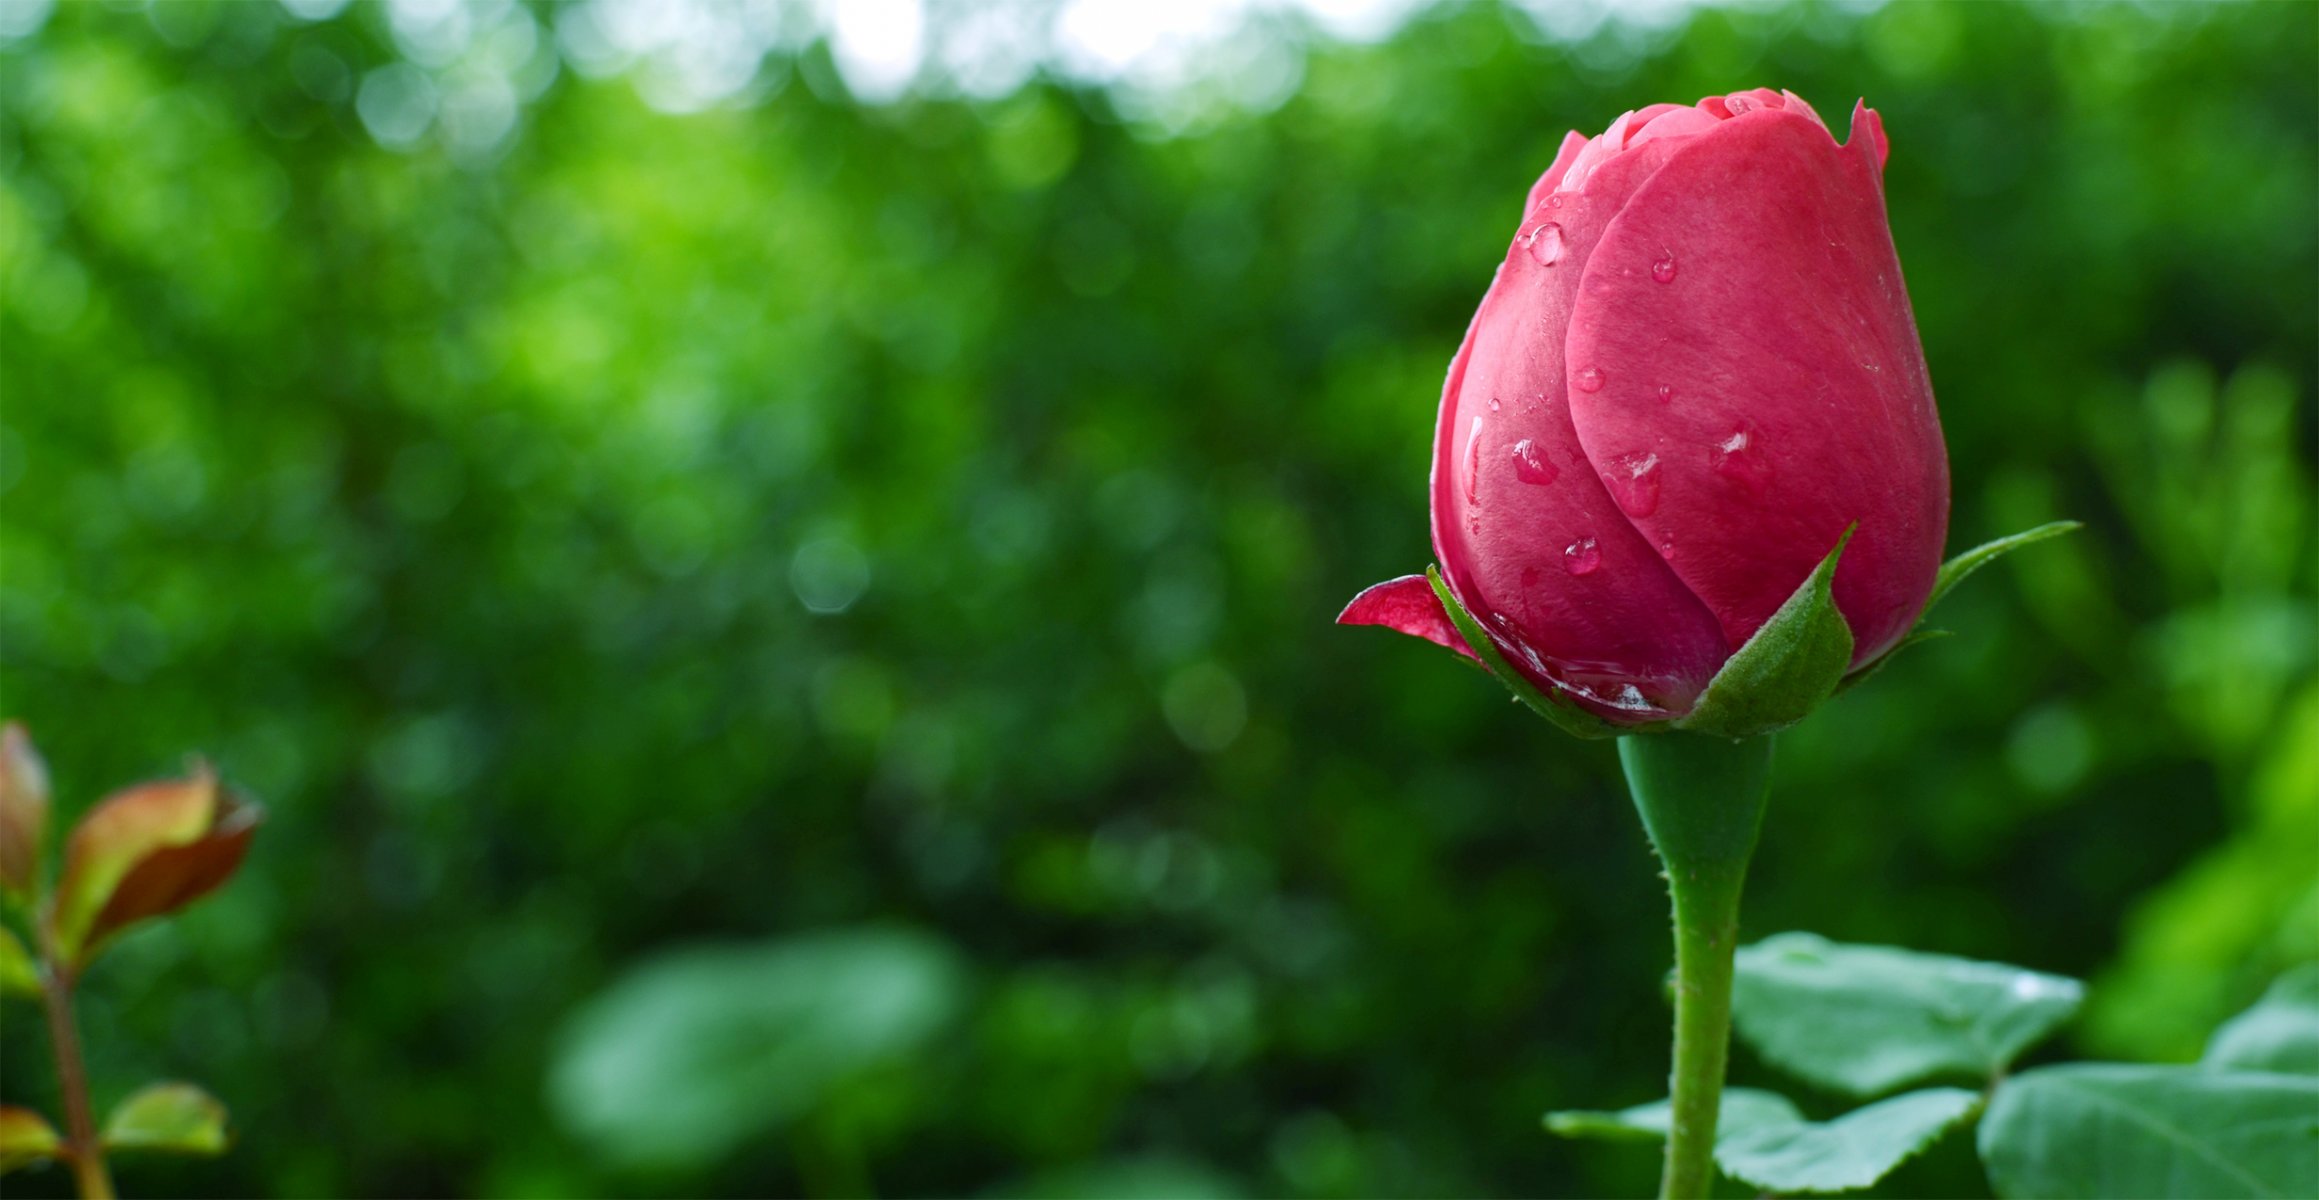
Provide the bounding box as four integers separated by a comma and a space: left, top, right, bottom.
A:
39, 959, 114, 1200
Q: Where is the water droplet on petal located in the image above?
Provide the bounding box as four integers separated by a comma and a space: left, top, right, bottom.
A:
1573, 366, 1605, 394
1520, 221, 1565, 267
1725, 93, 1758, 115
1651, 254, 1677, 283
1655, 384, 1673, 403
1463, 420, 1485, 506
1605, 451, 1660, 517
1562, 536, 1601, 576
1713, 423, 1775, 497
1488, 395, 1501, 412
1510, 438, 1559, 486
1545, 194, 1564, 209
1609, 684, 1653, 712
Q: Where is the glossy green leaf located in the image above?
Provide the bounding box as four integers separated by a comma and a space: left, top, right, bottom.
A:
0, 1106, 63, 1173
1979, 1064, 2319, 1198
1716, 1087, 1981, 1194
0, 925, 39, 999
1675, 529, 1854, 738
1546, 1086, 1802, 1143
1550, 1086, 1980, 1194
102, 1082, 230, 1156
2204, 963, 2319, 1075
549, 926, 965, 1171
1426, 566, 1624, 741
1733, 932, 2083, 1096
1922, 520, 2084, 618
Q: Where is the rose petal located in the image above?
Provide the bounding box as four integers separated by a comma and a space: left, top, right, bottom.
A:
1525, 130, 1592, 216
1338, 574, 1475, 660
1432, 135, 1731, 717
1564, 107, 1947, 665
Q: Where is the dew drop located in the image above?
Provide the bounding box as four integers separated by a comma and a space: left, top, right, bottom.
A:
1609, 684, 1653, 712
1655, 384, 1673, 403
1650, 253, 1677, 284
1545, 194, 1564, 209
1573, 366, 1605, 394
1726, 93, 1758, 115
1520, 221, 1565, 267
1562, 536, 1601, 576
1510, 438, 1559, 486
1712, 424, 1775, 497
1605, 451, 1661, 517
1488, 395, 1501, 412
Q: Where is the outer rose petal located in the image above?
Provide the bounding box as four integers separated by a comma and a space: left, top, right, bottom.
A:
1431, 135, 1730, 719
1337, 574, 1474, 661
1564, 106, 1947, 666
1525, 131, 1592, 216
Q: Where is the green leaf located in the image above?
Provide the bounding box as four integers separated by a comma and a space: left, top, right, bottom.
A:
0, 1106, 64, 1173
1922, 520, 2084, 618
1546, 1086, 1802, 1143
0, 925, 39, 999
1425, 565, 1624, 740
102, 1082, 230, 1156
1979, 1064, 2319, 1199
1549, 1087, 1981, 1194
1716, 1087, 1981, 1194
1674, 529, 1854, 738
2204, 964, 2319, 1075
1733, 932, 2083, 1096
549, 925, 965, 1171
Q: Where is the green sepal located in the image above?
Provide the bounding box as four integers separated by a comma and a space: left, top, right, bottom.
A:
1842, 521, 2082, 687
1425, 566, 1628, 741
1836, 628, 1950, 695
0, 926, 38, 999
1923, 520, 2083, 617
1673, 528, 1855, 739
102, 1082, 230, 1157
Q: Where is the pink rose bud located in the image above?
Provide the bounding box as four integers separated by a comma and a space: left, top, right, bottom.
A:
1344, 91, 1949, 725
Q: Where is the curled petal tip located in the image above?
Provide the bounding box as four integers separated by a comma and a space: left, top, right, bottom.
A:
1339, 573, 1475, 660
1849, 99, 1889, 169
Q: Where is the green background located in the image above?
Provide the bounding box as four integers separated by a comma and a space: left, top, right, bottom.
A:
2, 1, 2314, 1195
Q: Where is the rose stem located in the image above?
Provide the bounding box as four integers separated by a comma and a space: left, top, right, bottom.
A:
1617, 733, 1773, 1200
39, 953, 115, 1200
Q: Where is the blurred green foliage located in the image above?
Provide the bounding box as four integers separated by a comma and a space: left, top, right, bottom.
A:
1, 1, 2313, 1196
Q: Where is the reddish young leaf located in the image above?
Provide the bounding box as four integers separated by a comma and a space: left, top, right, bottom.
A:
46, 764, 262, 972
0, 722, 50, 902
